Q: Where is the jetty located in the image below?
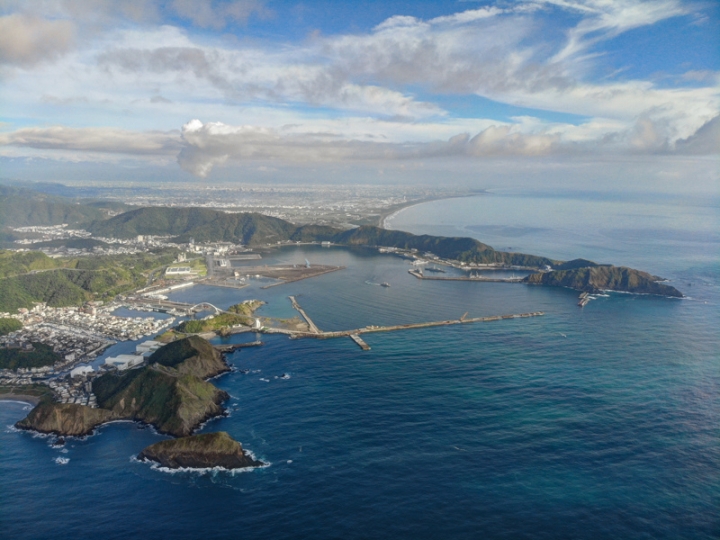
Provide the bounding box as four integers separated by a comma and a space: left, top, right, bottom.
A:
349, 334, 371, 350
408, 269, 523, 283
214, 341, 264, 353
289, 296, 322, 334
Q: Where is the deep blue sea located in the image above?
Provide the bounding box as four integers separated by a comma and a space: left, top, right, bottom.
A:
1, 190, 718, 539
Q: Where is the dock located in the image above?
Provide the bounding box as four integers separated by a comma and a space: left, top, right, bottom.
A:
349, 334, 371, 350
289, 296, 322, 334
408, 269, 524, 283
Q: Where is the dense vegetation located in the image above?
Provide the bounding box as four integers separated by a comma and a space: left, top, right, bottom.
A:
0, 318, 22, 335
176, 313, 249, 334
148, 336, 227, 379
88, 207, 298, 244
0, 250, 61, 278
0, 342, 62, 370
0, 249, 179, 312
0, 185, 107, 228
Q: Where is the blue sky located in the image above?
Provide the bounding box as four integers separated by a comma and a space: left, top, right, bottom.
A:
0, 0, 717, 187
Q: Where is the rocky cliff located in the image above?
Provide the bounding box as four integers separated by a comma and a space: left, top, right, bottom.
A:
524, 266, 683, 297
92, 364, 228, 437
15, 402, 116, 437
16, 337, 230, 438
138, 431, 263, 470
149, 335, 229, 379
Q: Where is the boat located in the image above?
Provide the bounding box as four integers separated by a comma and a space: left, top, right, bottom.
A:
381, 282, 390, 287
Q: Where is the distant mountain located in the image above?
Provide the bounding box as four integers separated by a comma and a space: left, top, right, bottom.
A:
87, 207, 300, 245
0, 185, 107, 228
334, 226, 557, 267
524, 266, 683, 297
86, 208, 556, 267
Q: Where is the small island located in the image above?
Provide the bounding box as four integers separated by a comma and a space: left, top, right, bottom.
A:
138, 431, 264, 470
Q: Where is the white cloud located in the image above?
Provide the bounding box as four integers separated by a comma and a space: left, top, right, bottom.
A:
0, 14, 75, 66
0, 125, 180, 155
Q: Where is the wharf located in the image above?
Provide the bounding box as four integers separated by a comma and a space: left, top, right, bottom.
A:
408, 269, 523, 283
200, 278, 249, 290
260, 265, 345, 289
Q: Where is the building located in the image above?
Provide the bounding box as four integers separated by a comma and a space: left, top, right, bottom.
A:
70, 365, 94, 378
136, 340, 163, 354
104, 354, 143, 371
165, 266, 192, 276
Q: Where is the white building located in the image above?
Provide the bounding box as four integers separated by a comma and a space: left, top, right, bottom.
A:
70, 365, 94, 378
104, 354, 143, 370
165, 266, 192, 276
136, 340, 163, 354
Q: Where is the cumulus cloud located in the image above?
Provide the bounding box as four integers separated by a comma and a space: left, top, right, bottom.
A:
675, 115, 720, 155
176, 119, 587, 176
0, 14, 75, 66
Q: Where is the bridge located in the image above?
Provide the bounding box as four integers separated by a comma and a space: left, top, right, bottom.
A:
189, 302, 224, 314
126, 298, 230, 315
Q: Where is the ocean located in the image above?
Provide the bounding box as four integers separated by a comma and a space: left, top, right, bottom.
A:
1, 189, 718, 539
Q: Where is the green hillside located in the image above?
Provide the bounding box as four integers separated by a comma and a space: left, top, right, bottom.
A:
0, 249, 179, 312
0, 185, 107, 228
87, 207, 299, 245
92, 364, 227, 437
0, 250, 61, 278
87, 208, 555, 267
333, 226, 557, 267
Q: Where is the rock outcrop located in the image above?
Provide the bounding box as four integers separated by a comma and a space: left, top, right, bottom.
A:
524, 266, 683, 297
16, 336, 230, 438
92, 364, 228, 437
149, 335, 229, 379
15, 402, 116, 437
138, 431, 263, 470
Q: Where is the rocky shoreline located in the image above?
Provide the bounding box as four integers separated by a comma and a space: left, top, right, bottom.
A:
138, 432, 264, 470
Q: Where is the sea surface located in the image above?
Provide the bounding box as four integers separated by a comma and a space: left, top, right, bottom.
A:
1, 190, 718, 539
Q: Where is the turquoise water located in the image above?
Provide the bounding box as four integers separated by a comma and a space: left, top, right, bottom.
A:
1, 191, 718, 539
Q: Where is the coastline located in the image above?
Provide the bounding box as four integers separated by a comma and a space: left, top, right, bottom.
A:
0, 394, 42, 406
378, 192, 484, 229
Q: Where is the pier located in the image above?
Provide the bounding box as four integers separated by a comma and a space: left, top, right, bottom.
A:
289, 296, 322, 334
349, 334, 371, 350
408, 269, 524, 283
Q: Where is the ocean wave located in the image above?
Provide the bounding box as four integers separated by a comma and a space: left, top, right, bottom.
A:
132, 453, 270, 476
53, 457, 69, 465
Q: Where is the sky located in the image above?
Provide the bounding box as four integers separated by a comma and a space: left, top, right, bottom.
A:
0, 0, 718, 191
